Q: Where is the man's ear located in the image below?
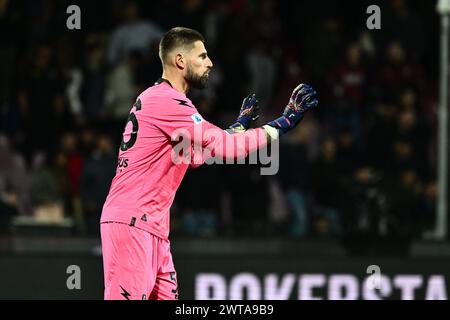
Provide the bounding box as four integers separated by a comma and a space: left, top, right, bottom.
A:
175, 53, 185, 70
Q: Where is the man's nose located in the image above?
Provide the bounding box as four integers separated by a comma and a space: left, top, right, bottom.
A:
207, 57, 213, 68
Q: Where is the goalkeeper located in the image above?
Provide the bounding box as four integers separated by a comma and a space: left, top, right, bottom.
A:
100, 27, 318, 300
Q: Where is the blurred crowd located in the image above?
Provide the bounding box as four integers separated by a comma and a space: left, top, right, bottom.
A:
0, 0, 444, 244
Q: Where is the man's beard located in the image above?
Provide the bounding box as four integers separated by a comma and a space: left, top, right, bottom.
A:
186, 65, 209, 89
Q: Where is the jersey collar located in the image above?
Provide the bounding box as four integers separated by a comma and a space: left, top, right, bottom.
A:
155, 77, 173, 88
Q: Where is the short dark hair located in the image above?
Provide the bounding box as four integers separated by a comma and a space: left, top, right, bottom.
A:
159, 27, 205, 64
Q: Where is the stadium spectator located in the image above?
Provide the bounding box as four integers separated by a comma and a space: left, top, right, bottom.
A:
104, 51, 140, 133
0, 135, 29, 232
80, 38, 108, 122
310, 137, 343, 237
29, 152, 65, 222
107, 1, 164, 65
80, 134, 116, 235
278, 125, 311, 238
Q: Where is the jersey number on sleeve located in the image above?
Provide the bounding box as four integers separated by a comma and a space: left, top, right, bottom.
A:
120, 99, 142, 151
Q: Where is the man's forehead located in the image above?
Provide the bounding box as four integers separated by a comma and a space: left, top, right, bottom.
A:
190, 40, 207, 54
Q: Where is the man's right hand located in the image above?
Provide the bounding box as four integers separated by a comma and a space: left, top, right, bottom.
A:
265, 84, 318, 137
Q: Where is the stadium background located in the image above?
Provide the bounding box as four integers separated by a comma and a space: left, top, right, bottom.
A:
0, 0, 449, 299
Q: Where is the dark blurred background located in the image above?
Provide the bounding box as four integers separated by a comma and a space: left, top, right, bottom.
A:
0, 0, 449, 300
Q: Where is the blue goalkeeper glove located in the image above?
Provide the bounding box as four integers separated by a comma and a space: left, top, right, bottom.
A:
266, 84, 318, 137
227, 93, 260, 133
